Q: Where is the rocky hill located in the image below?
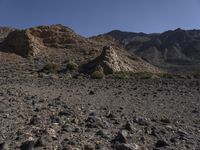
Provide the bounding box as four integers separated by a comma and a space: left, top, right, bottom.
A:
0, 24, 160, 78
105, 28, 200, 73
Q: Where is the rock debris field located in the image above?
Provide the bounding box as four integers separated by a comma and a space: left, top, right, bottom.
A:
0, 78, 200, 150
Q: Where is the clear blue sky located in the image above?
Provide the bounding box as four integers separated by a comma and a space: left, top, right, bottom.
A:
0, 0, 200, 36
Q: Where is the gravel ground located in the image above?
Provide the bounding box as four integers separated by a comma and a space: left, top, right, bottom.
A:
0, 78, 200, 150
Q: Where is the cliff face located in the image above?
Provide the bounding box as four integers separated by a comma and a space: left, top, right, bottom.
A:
2, 25, 87, 57
2, 30, 44, 57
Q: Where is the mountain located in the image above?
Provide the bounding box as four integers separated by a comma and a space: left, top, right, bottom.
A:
105, 28, 200, 73
0, 24, 160, 77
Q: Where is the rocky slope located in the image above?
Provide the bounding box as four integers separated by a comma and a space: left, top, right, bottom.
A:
105, 28, 200, 73
0, 24, 160, 78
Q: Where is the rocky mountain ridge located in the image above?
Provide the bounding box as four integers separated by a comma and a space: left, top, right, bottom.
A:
105, 28, 200, 73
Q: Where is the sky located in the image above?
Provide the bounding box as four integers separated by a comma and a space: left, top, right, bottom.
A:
0, 0, 200, 36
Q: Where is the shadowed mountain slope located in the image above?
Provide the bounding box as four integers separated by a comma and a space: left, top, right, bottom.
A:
105, 28, 200, 73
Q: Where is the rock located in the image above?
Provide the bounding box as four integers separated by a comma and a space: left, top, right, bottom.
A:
34, 137, 44, 147
82, 46, 135, 75
73, 127, 81, 133
84, 144, 94, 150
34, 136, 52, 147
124, 121, 135, 131
20, 139, 35, 150
155, 140, 169, 148
59, 110, 72, 116
96, 130, 110, 139
133, 117, 150, 126
3, 25, 80, 57
114, 143, 140, 150
113, 130, 128, 144
106, 112, 116, 119
95, 144, 109, 150
62, 124, 74, 132
29, 115, 41, 125
50, 115, 60, 124
170, 137, 176, 143
160, 118, 170, 124
85, 116, 109, 129
46, 128, 57, 138
71, 118, 79, 124
149, 126, 167, 137
89, 91, 95, 95
177, 129, 189, 137
62, 145, 75, 150
0, 142, 9, 150
61, 139, 75, 149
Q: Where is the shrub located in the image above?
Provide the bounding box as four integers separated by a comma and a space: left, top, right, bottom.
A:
114, 72, 130, 79
158, 73, 174, 79
67, 61, 78, 70
132, 72, 153, 79
40, 63, 58, 74
91, 70, 105, 79
193, 73, 200, 79
37, 26, 49, 30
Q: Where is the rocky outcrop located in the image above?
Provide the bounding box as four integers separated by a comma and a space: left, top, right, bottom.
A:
82, 46, 160, 74
82, 46, 134, 74
2, 24, 87, 57
2, 30, 45, 57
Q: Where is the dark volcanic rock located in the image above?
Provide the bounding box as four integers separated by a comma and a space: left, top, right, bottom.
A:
113, 130, 128, 144
114, 143, 139, 150
154, 140, 169, 148
0, 142, 9, 150
20, 140, 35, 150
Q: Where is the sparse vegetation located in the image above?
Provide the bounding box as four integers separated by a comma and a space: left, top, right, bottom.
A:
132, 72, 153, 79
158, 73, 174, 79
157, 73, 189, 79
39, 63, 58, 74
192, 73, 200, 79
91, 70, 105, 79
114, 72, 130, 79
37, 26, 49, 30
67, 61, 79, 70
114, 71, 153, 79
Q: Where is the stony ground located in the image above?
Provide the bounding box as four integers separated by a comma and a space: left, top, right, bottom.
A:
0, 78, 200, 150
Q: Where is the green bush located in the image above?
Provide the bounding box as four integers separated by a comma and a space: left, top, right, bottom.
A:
67, 61, 78, 70
158, 73, 174, 79
40, 63, 58, 74
91, 71, 105, 79
113, 71, 153, 79
37, 26, 49, 30
114, 72, 130, 79
133, 72, 153, 79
